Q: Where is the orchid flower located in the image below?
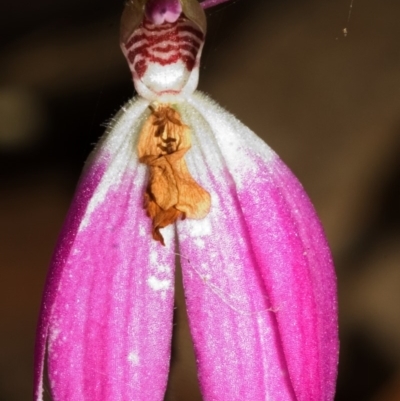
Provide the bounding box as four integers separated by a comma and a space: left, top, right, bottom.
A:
34, 0, 338, 400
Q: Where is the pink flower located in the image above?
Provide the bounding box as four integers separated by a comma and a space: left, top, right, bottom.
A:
34, 1, 338, 400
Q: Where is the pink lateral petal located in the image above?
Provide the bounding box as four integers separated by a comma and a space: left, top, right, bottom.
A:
175, 94, 338, 401
33, 161, 105, 401
200, 0, 232, 9
34, 98, 176, 401
176, 160, 297, 400
236, 157, 338, 401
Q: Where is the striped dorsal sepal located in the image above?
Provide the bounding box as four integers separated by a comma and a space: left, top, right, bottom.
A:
123, 16, 205, 101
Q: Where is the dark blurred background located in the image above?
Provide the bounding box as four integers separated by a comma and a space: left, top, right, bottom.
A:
1, 0, 400, 400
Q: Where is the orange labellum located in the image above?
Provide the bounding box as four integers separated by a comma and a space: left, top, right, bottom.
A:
138, 104, 211, 245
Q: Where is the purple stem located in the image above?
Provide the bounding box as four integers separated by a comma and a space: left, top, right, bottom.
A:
200, 0, 233, 10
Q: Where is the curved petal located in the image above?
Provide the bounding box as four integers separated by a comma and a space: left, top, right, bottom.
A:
34, 98, 176, 401
200, 0, 232, 10
176, 93, 338, 401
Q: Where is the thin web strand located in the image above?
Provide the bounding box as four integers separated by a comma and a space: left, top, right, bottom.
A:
346, 0, 354, 24
343, 0, 354, 37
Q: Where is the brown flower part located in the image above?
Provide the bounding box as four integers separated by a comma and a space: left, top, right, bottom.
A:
138, 104, 211, 245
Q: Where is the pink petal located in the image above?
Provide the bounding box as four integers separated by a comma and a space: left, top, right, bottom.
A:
200, 0, 232, 9
34, 98, 176, 401
175, 93, 338, 401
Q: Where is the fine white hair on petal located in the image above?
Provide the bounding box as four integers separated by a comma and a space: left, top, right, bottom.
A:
183, 217, 212, 238
147, 276, 172, 291
47, 327, 61, 353
79, 97, 150, 231
183, 92, 276, 190
127, 351, 140, 366
175, 93, 278, 315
